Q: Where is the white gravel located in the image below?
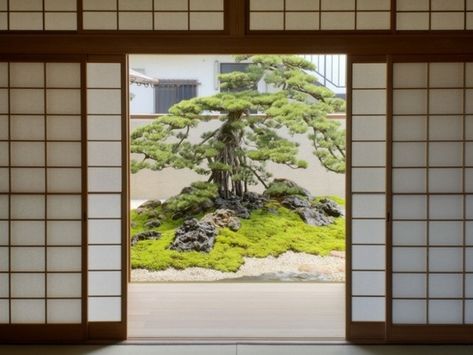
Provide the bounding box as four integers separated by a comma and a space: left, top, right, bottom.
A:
131, 251, 345, 282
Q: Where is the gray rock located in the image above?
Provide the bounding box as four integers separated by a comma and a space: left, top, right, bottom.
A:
145, 219, 161, 229
282, 195, 310, 210
314, 198, 343, 217
214, 196, 250, 219
136, 199, 162, 214
170, 218, 217, 253
131, 230, 161, 246
296, 207, 333, 226
221, 271, 336, 282
242, 192, 268, 210
202, 209, 241, 232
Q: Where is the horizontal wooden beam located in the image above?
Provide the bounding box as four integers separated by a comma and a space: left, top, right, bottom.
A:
1, 33, 473, 55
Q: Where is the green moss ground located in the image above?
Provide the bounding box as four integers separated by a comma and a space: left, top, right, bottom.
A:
131, 200, 345, 273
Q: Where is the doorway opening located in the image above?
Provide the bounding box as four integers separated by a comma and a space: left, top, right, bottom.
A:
127, 54, 347, 339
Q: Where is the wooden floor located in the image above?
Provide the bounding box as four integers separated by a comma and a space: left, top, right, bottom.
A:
128, 283, 345, 339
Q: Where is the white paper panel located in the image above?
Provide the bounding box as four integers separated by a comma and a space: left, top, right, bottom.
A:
393, 221, 427, 246
250, 13, 284, 30
10, 63, 44, 88
393, 274, 427, 298
46, 63, 80, 88
11, 115, 44, 140
352, 116, 386, 141
87, 90, 121, 115
88, 271, 121, 296
429, 221, 463, 246
87, 116, 122, 141
429, 300, 463, 324
393, 300, 427, 324
119, 12, 153, 30
10, 89, 44, 114
0, 221, 8, 245
352, 142, 386, 167
47, 273, 81, 297
11, 300, 45, 324
46, 89, 81, 115
0, 274, 8, 297
429, 247, 463, 272
154, 12, 188, 30
429, 115, 463, 141
11, 168, 45, 193
10, 247, 45, 272
88, 220, 122, 244
47, 116, 81, 141
47, 195, 81, 219
0, 142, 8, 167
0, 247, 8, 271
393, 247, 427, 272
352, 168, 385, 192
429, 274, 463, 298
11, 195, 45, 219
88, 297, 121, 322
352, 64, 387, 88
429, 89, 463, 115
393, 90, 427, 114
11, 221, 45, 245
87, 64, 121, 89
430, 195, 463, 220
190, 12, 223, 30
393, 168, 426, 193
352, 194, 386, 218
88, 168, 122, 192
428, 168, 463, 193
87, 142, 122, 167
352, 90, 386, 115
0, 195, 8, 219
11, 273, 45, 297
47, 221, 82, 246
352, 271, 385, 296
47, 142, 81, 167
393, 195, 427, 220
0, 168, 8, 193
83, 12, 117, 30
466, 274, 473, 298
88, 245, 121, 270
465, 301, 473, 324
47, 168, 82, 193
430, 63, 464, 87
429, 142, 463, 167
352, 245, 385, 270
352, 297, 385, 322
11, 142, 45, 166
47, 247, 81, 272
47, 300, 81, 324
465, 248, 473, 271
352, 220, 385, 245
88, 194, 121, 219
392, 115, 427, 140
393, 143, 426, 167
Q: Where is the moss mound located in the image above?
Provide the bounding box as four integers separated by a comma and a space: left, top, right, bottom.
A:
131, 199, 345, 273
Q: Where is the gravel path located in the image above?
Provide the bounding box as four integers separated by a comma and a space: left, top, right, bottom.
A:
131, 251, 345, 282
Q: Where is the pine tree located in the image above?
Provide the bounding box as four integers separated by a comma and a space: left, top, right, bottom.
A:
131, 55, 345, 198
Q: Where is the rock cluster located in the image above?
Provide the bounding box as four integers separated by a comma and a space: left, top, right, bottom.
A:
170, 218, 217, 253
214, 192, 268, 219
202, 209, 241, 232
131, 230, 161, 246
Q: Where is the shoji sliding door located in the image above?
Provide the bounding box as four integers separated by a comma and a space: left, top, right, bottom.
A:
347, 58, 388, 341
86, 59, 127, 340
348, 56, 473, 343
0, 59, 85, 341
0, 57, 127, 342
388, 59, 473, 342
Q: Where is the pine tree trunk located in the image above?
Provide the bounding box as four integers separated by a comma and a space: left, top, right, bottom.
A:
210, 113, 244, 198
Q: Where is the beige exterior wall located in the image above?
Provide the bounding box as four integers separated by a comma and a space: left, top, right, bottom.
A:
130, 114, 346, 201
